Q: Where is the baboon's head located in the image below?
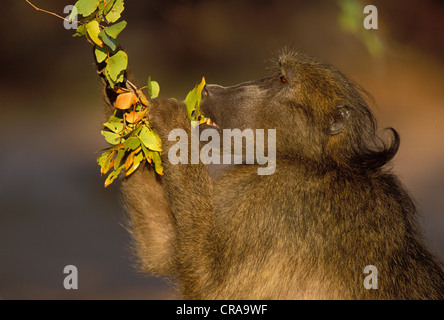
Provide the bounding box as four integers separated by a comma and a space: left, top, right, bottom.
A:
200, 50, 399, 171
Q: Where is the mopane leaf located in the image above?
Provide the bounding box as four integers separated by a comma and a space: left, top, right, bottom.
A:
101, 130, 121, 144
104, 0, 116, 15
124, 137, 141, 150
125, 150, 135, 170
114, 149, 125, 170
125, 110, 144, 124
126, 152, 144, 177
139, 91, 149, 106
184, 77, 206, 120
121, 125, 142, 140
74, 0, 100, 17
105, 51, 128, 87
86, 20, 103, 47
104, 21, 127, 39
99, 30, 117, 52
104, 164, 124, 188
115, 91, 137, 110
94, 45, 109, 63
100, 151, 115, 175
97, 151, 110, 167
139, 126, 162, 152
105, 0, 124, 23
113, 87, 130, 94
150, 81, 160, 99
103, 118, 124, 133
152, 152, 164, 175
140, 142, 151, 160
72, 25, 86, 37
125, 161, 140, 177
147, 77, 160, 99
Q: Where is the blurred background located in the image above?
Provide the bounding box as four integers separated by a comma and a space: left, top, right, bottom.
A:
1, 0, 443, 299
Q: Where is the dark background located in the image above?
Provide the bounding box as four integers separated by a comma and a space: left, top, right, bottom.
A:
1, 0, 443, 299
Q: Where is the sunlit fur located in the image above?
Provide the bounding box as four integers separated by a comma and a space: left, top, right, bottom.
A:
99, 50, 444, 299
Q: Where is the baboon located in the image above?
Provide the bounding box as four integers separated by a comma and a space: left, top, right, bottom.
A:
99, 50, 444, 299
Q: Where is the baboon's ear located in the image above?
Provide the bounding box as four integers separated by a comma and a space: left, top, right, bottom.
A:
329, 106, 351, 135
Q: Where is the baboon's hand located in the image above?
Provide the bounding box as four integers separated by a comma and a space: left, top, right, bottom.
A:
148, 98, 190, 142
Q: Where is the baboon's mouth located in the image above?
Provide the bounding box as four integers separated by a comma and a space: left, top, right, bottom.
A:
200, 85, 219, 128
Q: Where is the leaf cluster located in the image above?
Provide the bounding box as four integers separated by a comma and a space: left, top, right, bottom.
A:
69, 0, 207, 187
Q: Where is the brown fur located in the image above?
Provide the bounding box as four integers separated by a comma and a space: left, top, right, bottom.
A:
100, 50, 444, 299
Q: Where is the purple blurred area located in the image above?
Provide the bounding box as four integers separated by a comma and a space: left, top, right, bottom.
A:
0, 0, 443, 299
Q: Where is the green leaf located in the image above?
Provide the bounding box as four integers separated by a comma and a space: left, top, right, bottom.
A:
104, 0, 116, 15
105, 0, 125, 23
74, 0, 100, 17
122, 125, 142, 140
94, 45, 109, 63
86, 20, 103, 47
101, 130, 121, 144
184, 77, 206, 120
113, 149, 125, 169
139, 126, 162, 152
140, 141, 150, 159
124, 137, 141, 150
147, 77, 160, 99
103, 117, 124, 133
99, 29, 117, 51
98, 21, 127, 52
105, 50, 128, 87
100, 151, 115, 175
97, 151, 110, 167
152, 152, 164, 175
104, 20, 127, 39
104, 164, 124, 187
72, 25, 86, 38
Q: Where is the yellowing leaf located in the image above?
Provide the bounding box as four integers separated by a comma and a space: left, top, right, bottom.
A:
97, 151, 110, 168
139, 91, 150, 106
113, 87, 130, 94
125, 150, 135, 170
125, 152, 144, 177
115, 91, 138, 110
86, 21, 103, 47
184, 77, 206, 120
100, 151, 115, 175
104, 164, 124, 188
125, 110, 145, 124
152, 152, 164, 175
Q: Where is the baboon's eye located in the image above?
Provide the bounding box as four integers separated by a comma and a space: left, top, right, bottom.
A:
279, 75, 287, 83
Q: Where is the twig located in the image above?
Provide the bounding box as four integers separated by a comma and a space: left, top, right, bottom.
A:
25, 0, 71, 22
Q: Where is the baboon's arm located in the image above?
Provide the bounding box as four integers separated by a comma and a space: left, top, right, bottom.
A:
148, 98, 216, 298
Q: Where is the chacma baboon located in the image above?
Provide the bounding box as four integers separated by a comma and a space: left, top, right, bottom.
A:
99, 50, 444, 299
